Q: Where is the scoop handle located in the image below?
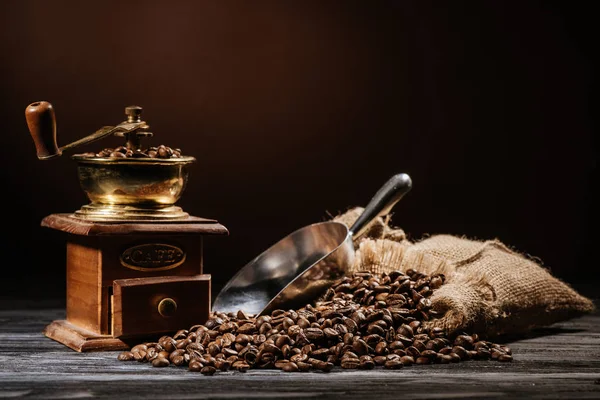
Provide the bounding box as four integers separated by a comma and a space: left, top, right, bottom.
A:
25, 101, 61, 160
349, 173, 412, 238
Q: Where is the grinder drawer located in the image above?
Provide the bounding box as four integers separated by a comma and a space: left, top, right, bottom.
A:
112, 275, 210, 338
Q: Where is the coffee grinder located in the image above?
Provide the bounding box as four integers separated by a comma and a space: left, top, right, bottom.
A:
25, 101, 228, 352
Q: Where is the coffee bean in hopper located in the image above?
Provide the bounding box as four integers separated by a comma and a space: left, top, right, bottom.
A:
77, 145, 184, 159
117, 269, 513, 374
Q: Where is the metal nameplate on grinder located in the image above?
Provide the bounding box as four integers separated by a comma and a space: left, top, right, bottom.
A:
120, 243, 186, 272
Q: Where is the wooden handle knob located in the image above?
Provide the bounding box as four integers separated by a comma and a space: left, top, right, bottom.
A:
25, 101, 61, 160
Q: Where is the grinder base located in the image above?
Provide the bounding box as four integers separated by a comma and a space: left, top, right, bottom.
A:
43, 320, 130, 352
41, 213, 228, 352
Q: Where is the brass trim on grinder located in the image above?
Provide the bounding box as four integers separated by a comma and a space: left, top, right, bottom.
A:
73, 205, 190, 222
158, 298, 178, 317
120, 243, 187, 272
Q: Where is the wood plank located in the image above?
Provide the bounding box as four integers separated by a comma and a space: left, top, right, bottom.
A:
66, 238, 102, 333
0, 302, 598, 399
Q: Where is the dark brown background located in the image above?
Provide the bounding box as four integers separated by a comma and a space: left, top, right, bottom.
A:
0, 1, 596, 300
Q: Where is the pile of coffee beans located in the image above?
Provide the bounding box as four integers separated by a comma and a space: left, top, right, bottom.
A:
77, 145, 182, 159
117, 269, 513, 374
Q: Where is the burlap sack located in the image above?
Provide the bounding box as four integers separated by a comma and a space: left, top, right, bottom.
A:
334, 207, 595, 338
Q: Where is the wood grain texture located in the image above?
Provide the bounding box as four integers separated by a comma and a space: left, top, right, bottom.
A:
63, 232, 206, 335
100, 235, 204, 286
112, 275, 211, 338
45, 214, 220, 343
1, 302, 598, 399
43, 320, 129, 352
24, 100, 60, 159
41, 214, 229, 236
66, 238, 102, 333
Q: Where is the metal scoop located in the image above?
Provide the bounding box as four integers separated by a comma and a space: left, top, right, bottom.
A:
213, 173, 412, 316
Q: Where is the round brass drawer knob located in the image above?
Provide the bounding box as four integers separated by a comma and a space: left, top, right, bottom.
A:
158, 297, 177, 317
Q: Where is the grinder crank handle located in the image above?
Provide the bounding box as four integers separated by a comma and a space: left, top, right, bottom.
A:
25, 101, 149, 160
349, 173, 412, 239
25, 101, 61, 160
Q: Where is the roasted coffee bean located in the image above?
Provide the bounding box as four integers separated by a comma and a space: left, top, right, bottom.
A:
341, 357, 360, 369
438, 347, 452, 355
117, 351, 134, 361
389, 341, 404, 350
309, 358, 334, 372
131, 344, 148, 353
425, 340, 438, 351
323, 327, 339, 339
367, 324, 386, 336
396, 335, 413, 347
413, 340, 427, 352
305, 328, 324, 341
454, 335, 474, 349
215, 359, 231, 371
438, 354, 453, 364
384, 360, 403, 369
222, 348, 238, 357
397, 324, 413, 338
430, 327, 444, 338
352, 339, 369, 355
476, 348, 492, 360
310, 348, 330, 360
119, 269, 514, 374
415, 356, 431, 365
400, 355, 415, 366
260, 342, 280, 354
420, 350, 438, 360
145, 347, 158, 361
80, 145, 184, 159
207, 343, 220, 356
363, 334, 382, 345
171, 355, 185, 366
474, 341, 489, 351
359, 355, 375, 370
430, 275, 444, 289
374, 341, 388, 355
452, 345, 469, 360
188, 360, 203, 372
417, 297, 432, 311
133, 350, 147, 362
232, 360, 249, 372
274, 359, 291, 369
281, 362, 299, 372
201, 366, 217, 375
297, 361, 311, 372
152, 357, 170, 368
290, 353, 308, 363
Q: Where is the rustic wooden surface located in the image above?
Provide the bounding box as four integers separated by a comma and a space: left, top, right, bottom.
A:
1, 300, 599, 399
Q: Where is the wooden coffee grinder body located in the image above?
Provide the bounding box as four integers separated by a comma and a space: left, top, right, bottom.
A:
42, 214, 228, 352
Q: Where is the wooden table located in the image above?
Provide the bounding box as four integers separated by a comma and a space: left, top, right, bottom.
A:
1, 300, 599, 399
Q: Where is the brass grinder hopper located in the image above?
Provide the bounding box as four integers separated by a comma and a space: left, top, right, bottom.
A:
25, 101, 195, 221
